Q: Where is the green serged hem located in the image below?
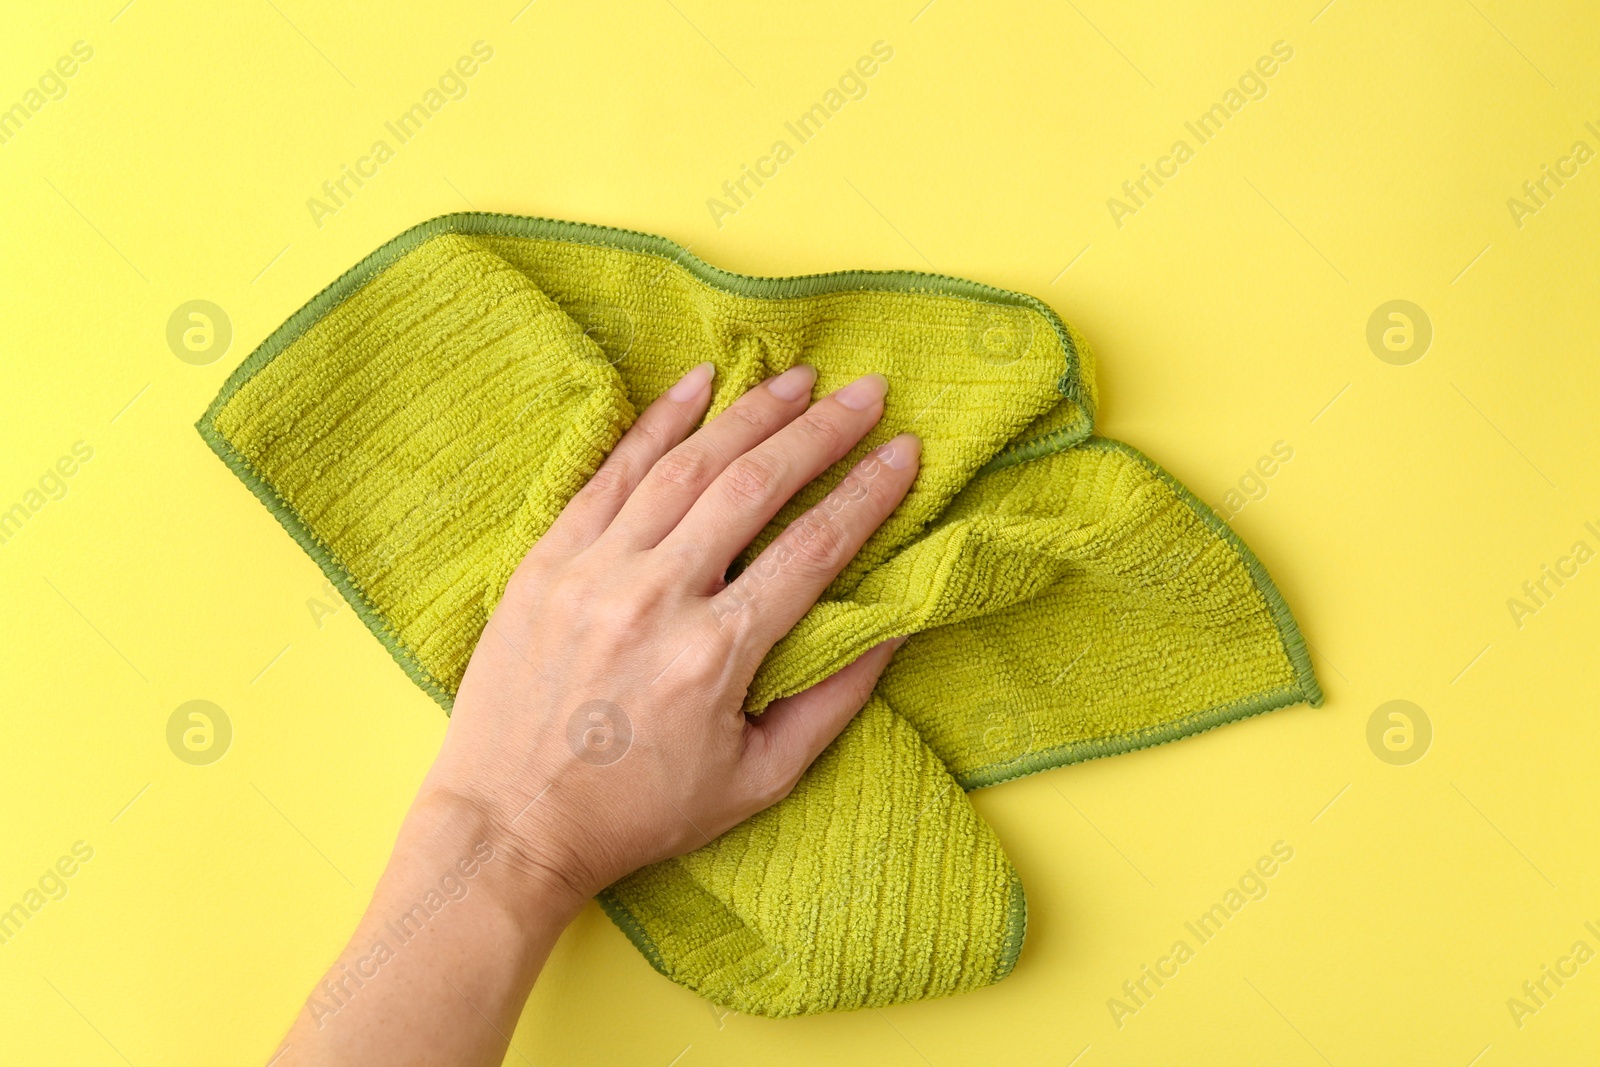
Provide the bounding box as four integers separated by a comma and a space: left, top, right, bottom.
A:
596, 870, 1030, 1009
201, 210, 1093, 442
196, 406, 461, 713
974, 411, 1094, 477
960, 685, 1313, 791
994, 863, 1029, 983
195, 209, 1100, 715
956, 434, 1324, 791
594, 887, 672, 980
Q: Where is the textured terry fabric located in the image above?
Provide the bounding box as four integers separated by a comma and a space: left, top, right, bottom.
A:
197, 212, 1321, 1018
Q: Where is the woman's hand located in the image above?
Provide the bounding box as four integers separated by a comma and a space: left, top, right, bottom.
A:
277, 362, 919, 1066
427, 360, 920, 918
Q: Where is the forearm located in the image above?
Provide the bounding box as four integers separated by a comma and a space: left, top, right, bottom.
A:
276, 788, 583, 1067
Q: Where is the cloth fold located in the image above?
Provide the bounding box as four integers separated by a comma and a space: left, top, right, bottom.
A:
197, 212, 1320, 1017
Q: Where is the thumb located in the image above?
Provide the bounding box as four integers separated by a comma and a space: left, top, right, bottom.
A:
738, 636, 908, 809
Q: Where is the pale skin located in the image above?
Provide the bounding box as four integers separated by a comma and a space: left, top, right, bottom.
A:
275, 362, 921, 1065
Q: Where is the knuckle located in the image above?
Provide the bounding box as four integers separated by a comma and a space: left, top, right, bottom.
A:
581, 463, 629, 502
685, 641, 732, 688
800, 407, 848, 446
651, 445, 715, 489
784, 511, 847, 569
828, 470, 873, 510
547, 571, 594, 613
719, 400, 768, 434
591, 592, 650, 638
631, 416, 674, 454
720, 454, 783, 508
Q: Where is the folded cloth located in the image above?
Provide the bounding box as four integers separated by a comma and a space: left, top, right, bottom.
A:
197, 212, 1321, 1017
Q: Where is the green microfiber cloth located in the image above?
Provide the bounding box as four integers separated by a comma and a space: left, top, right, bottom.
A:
197, 212, 1321, 1018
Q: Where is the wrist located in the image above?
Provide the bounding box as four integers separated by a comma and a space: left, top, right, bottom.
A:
397, 783, 592, 937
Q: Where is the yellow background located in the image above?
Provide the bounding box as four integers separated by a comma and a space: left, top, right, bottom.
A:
3, 1, 1598, 1063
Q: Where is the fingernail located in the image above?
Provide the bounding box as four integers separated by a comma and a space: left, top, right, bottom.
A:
870, 433, 920, 471
890, 634, 910, 650
766, 364, 816, 402
666, 362, 715, 402
834, 373, 888, 411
